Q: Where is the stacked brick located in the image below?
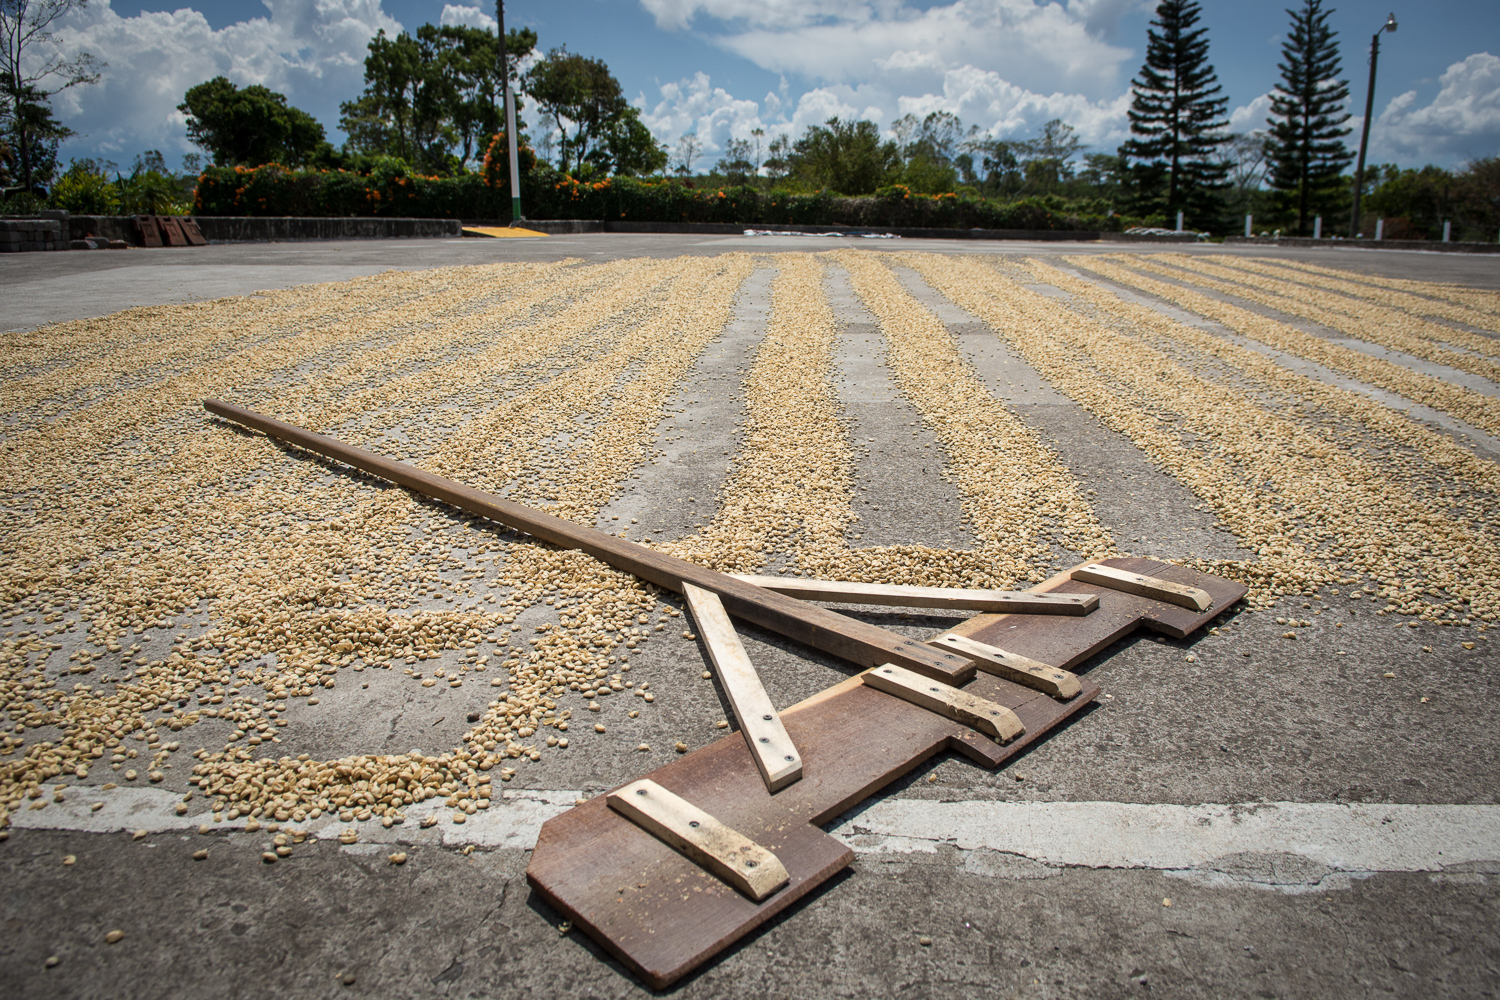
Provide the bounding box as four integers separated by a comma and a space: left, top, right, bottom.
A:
0, 219, 67, 252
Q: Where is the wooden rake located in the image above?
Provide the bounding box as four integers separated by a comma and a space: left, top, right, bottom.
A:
203, 399, 1246, 989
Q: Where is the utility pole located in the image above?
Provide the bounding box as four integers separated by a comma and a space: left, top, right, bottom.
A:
1350, 13, 1397, 237
497, 1, 523, 221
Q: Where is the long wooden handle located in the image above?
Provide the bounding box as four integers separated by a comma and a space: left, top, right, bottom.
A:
203, 399, 978, 682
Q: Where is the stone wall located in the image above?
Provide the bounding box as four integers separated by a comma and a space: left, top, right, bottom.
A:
0, 218, 66, 252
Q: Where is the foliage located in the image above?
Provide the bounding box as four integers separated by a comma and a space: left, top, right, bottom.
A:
524, 47, 632, 174
715, 137, 753, 184
961, 120, 1089, 200
339, 23, 536, 175
587, 105, 666, 177
0, 76, 69, 191
1, 0, 103, 193
1265, 0, 1353, 236
1120, 0, 1229, 224
891, 111, 968, 193
787, 118, 900, 195
190, 159, 1131, 233
1362, 158, 1500, 241
50, 156, 118, 213
179, 77, 325, 167
673, 133, 701, 176
480, 130, 537, 195
1452, 157, 1500, 241
113, 157, 189, 215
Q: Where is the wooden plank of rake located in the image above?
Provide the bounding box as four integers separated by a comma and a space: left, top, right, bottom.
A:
204, 399, 1083, 683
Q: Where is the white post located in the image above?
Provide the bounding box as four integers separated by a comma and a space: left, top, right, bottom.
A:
1245, 215, 1253, 238
505, 84, 522, 220
1375, 218, 1383, 240
1313, 216, 1322, 239
1175, 210, 1184, 233
1443, 220, 1451, 242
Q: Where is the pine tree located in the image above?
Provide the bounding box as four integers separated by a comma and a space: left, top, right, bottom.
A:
1265, 0, 1353, 235
1120, 0, 1229, 223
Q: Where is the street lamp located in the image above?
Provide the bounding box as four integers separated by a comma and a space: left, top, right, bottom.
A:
497, 1, 523, 221
1349, 12, 1398, 237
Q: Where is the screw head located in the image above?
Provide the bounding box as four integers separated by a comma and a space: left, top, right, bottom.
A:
758, 737, 769, 744
635, 788, 647, 796
688, 820, 699, 828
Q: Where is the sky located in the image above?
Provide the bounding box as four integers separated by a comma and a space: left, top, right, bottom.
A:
37, 0, 1500, 173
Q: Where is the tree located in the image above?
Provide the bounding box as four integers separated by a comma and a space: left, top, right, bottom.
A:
1025, 118, 1086, 194
524, 47, 628, 175
339, 23, 535, 173
673, 132, 701, 176
715, 136, 752, 183
1265, 0, 1353, 236
892, 111, 967, 193
1, 0, 103, 193
1120, 0, 1229, 221
1452, 157, 1500, 242
588, 105, 666, 176
763, 132, 790, 181
787, 118, 899, 195
964, 136, 1025, 196
1222, 131, 1272, 217
179, 77, 324, 167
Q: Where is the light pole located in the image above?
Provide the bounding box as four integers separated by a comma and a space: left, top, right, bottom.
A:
497, 1, 523, 221
1349, 13, 1397, 238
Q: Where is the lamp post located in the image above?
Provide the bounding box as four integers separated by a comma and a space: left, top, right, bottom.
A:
1349, 13, 1397, 238
497, 1, 523, 221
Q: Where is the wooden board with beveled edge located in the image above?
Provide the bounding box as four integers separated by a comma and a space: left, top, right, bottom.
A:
526, 557, 1244, 989
942, 556, 1247, 665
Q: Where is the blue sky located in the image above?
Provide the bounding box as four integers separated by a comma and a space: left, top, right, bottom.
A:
46, 0, 1500, 171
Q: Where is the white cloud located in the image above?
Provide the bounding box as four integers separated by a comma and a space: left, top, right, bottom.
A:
643, 0, 1135, 101
1227, 93, 1273, 135
639, 0, 873, 32
635, 72, 770, 164
47, 0, 399, 163
1371, 52, 1500, 164
440, 5, 496, 31
633, 63, 1135, 172
898, 65, 1132, 147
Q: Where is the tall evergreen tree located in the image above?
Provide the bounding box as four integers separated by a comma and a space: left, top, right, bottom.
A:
1120, 0, 1229, 222
1265, 0, 1353, 235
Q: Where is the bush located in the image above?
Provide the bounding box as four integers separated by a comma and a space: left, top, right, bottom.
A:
51, 162, 121, 214
191, 155, 1120, 232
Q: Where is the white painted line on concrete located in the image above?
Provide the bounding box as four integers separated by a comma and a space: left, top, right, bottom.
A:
10, 785, 579, 850
16, 789, 1499, 881
828, 799, 1500, 873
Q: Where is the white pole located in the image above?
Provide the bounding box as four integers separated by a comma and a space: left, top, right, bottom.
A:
1313, 216, 1322, 239
1245, 215, 1252, 238
1375, 218, 1383, 240
1443, 220, 1451, 242
505, 83, 522, 220
1175, 210, 1184, 233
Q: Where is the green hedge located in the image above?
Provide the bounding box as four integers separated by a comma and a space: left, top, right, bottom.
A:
193, 163, 1119, 232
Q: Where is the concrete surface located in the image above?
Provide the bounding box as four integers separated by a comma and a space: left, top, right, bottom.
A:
1, 235, 1498, 1000
5, 233, 1500, 334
